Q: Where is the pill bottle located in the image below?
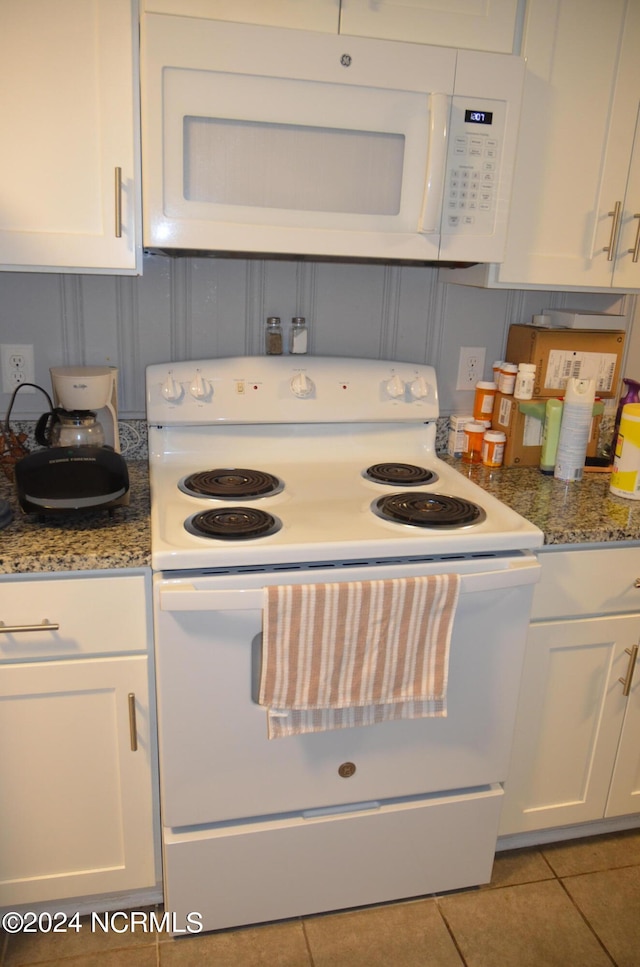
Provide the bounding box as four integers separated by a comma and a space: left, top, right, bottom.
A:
265, 317, 283, 355
473, 381, 497, 420
482, 430, 506, 468
462, 421, 486, 464
498, 362, 518, 395
514, 363, 536, 401
492, 360, 503, 383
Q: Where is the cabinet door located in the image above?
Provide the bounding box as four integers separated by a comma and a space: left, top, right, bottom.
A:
491, 0, 633, 290
340, 0, 520, 53
0, 0, 141, 274
606, 641, 640, 817
143, 0, 340, 31
499, 614, 639, 836
0, 656, 157, 907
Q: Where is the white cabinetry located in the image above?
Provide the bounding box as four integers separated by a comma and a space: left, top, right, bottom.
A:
0, 0, 141, 275
445, 0, 640, 292
499, 547, 640, 837
340, 0, 521, 53
143, 0, 340, 31
0, 572, 159, 908
143, 0, 520, 51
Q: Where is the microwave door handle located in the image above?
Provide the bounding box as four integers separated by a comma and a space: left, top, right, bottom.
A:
417, 93, 449, 235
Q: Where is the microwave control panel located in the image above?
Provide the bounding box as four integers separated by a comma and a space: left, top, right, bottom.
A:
442, 97, 506, 238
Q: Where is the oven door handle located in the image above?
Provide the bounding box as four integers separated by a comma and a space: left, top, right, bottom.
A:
158, 561, 540, 612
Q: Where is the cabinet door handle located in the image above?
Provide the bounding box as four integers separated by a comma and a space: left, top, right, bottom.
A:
114, 166, 122, 239
619, 643, 638, 697
0, 619, 59, 634
128, 692, 138, 751
605, 201, 622, 261
629, 214, 640, 263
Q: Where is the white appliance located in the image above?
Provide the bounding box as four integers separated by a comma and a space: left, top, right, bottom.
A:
50, 365, 121, 452
141, 15, 525, 263
146, 355, 543, 933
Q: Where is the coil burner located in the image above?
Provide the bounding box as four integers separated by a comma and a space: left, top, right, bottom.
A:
180, 468, 283, 500
185, 507, 282, 541
373, 492, 486, 528
364, 463, 437, 486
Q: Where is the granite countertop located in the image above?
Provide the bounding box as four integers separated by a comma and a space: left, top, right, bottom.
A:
0, 460, 151, 574
4, 451, 640, 576
448, 459, 640, 546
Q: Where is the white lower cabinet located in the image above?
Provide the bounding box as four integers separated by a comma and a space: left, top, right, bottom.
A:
500, 547, 640, 837
0, 572, 159, 909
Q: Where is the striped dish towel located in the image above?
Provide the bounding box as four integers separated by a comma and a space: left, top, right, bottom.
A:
258, 574, 461, 739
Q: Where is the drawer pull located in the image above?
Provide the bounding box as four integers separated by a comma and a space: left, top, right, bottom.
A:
0, 619, 59, 634
128, 692, 138, 752
629, 213, 640, 263
114, 166, 122, 238
619, 644, 639, 697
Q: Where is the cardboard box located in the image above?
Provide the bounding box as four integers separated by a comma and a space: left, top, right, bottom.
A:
491, 394, 546, 467
491, 393, 602, 468
505, 324, 625, 398
543, 309, 627, 331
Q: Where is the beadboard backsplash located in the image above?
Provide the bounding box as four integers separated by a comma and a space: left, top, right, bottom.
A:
0, 254, 634, 421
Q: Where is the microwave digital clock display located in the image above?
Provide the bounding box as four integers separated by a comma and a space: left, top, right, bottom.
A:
465, 110, 493, 125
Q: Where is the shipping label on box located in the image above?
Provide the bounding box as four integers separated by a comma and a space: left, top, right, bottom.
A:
545, 350, 617, 393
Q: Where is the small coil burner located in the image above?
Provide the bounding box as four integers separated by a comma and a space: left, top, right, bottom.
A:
373, 492, 486, 528
364, 463, 437, 486
180, 468, 283, 500
185, 507, 281, 541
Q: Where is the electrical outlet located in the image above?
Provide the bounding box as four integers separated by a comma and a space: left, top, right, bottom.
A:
1, 344, 35, 394
456, 346, 486, 391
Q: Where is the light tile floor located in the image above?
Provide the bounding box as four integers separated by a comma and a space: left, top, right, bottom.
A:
2, 828, 639, 966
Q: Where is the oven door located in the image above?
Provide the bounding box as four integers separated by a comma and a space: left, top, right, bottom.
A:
154, 553, 539, 829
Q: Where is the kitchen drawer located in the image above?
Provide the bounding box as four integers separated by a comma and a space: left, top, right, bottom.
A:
164, 785, 502, 933
530, 547, 640, 621
0, 573, 150, 662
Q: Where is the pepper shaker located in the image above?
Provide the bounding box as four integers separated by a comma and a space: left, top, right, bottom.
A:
265, 317, 283, 355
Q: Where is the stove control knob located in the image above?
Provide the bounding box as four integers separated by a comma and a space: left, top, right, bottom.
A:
161, 373, 183, 403
409, 376, 429, 400
290, 371, 314, 398
189, 370, 211, 401
385, 374, 406, 399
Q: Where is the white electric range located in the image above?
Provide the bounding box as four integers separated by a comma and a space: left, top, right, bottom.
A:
146, 355, 543, 933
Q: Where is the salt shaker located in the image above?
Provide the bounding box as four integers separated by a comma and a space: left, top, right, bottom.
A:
289, 316, 308, 354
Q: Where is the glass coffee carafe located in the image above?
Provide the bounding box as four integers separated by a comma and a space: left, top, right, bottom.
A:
35, 408, 105, 449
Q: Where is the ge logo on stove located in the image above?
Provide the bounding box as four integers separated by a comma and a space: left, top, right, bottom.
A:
338, 761, 357, 778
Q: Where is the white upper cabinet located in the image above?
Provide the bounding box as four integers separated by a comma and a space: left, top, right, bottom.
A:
143, 0, 340, 31
445, 0, 640, 291
143, 0, 520, 51
340, 0, 522, 53
0, 0, 141, 274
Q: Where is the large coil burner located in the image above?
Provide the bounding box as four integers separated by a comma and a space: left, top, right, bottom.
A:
373, 492, 486, 529
185, 507, 281, 541
180, 468, 283, 500
364, 463, 437, 486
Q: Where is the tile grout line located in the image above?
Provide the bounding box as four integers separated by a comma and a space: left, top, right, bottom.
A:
434, 899, 471, 967
556, 877, 620, 967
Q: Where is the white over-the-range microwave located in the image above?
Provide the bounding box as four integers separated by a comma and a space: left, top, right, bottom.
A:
141, 13, 525, 264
